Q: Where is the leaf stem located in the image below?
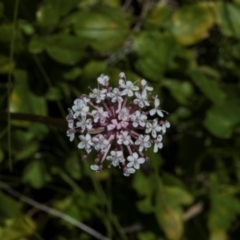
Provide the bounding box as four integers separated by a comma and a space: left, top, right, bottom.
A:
7, 0, 20, 171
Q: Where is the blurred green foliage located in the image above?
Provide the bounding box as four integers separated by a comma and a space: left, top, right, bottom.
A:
0, 0, 240, 239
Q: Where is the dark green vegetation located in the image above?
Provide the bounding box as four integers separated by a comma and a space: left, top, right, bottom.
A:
1, 0, 240, 239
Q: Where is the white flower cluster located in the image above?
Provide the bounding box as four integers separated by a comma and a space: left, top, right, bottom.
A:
66, 73, 170, 176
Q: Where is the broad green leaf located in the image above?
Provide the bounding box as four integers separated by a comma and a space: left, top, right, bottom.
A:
138, 232, 157, 240
189, 69, 225, 105
37, 3, 59, 27
133, 171, 155, 197
162, 79, 193, 104
0, 24, 24, 52
18, 19, 34, 35
0, 215, 36, 240
44, 35, 86, 65
133, 32, 195, 80
136, 196, 155, 214
10, 70, 47, 126
164, 186, 193, 207
156, 205, 183, 240
133, 171, 156, 213
175, 107, 191, 119
23, 160, 48, 188
204, 88, 240, 138
63, 7, 129, 53
0, 192, 20, 220
171, 2, 216, 45
162, 172, 186, 189
48, 0, 79, 18
155, 183, 193, 240
102, 0, 121, 7
209, 193, 240, 230
210, 231, 227, 240
63, 67, 82, 80
78, 0, 97, 8
15, 143, 39, 161
46, 46, 82, 65
28, 36, 46, 54
0, 55, 15, 74
154, 191, 183, 240
133, 31, 165, 57
65, 152, 82, 180
146, 2, 171, 28
216, 2, 240, 39
82, 60, 107, 79
37, 0, 79, 27
46, 86, 62, 101
135, 57, 164, 82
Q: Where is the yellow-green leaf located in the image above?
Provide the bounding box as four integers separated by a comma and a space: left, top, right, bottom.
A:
210, 230, 228, 240
171, 2, 216, 45
0, 215, 36, 240
157, 206, 183, 240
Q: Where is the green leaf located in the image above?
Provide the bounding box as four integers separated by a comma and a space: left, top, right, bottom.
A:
15, 143, 39, 161
138, 232, 157, 240
10, 70, 47, 126
155, 184, 193, 240
0, 215, 36, 240
0, 192, 20, 220
162, 172, 186, 189
82, 61, 107, 77
156, 205, 183, 240
18, 19, 34, 35
162, 79, 193, 104
171, 2, 216, 45
63, 67, 82, 80
133, 171, 155, 196
164, 186, 193, 207
63, 7, 129, 53
46, 86, 62, 101
65, 152, 82, 180
189, 69, 225, 105
0, 24, 24, 52
0, 55, 15, 74
204, 88, 240, 138
133, 32, 195, 80
135, 57, 164, 82
102, 0, 121, 7
208, 186, 240, 231
147, 2, 171, 28
46, 46, 82, 65
217, 2, 240, 39
175, 107, 191, 119
28, 36, 45, 54
37, 3, 59, 27
23, 160, 48, 188
210, 231, 228, 240
133, 171, 156, 213
44, 35, 86, 65
48, 0, 79, 18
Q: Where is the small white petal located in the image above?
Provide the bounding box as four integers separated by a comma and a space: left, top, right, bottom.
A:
150, 109, 156, 116
127, 162, 134, 168
90, 165, 100, 171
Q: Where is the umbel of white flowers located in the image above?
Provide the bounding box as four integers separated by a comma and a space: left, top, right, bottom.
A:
66, 73, 170, 176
